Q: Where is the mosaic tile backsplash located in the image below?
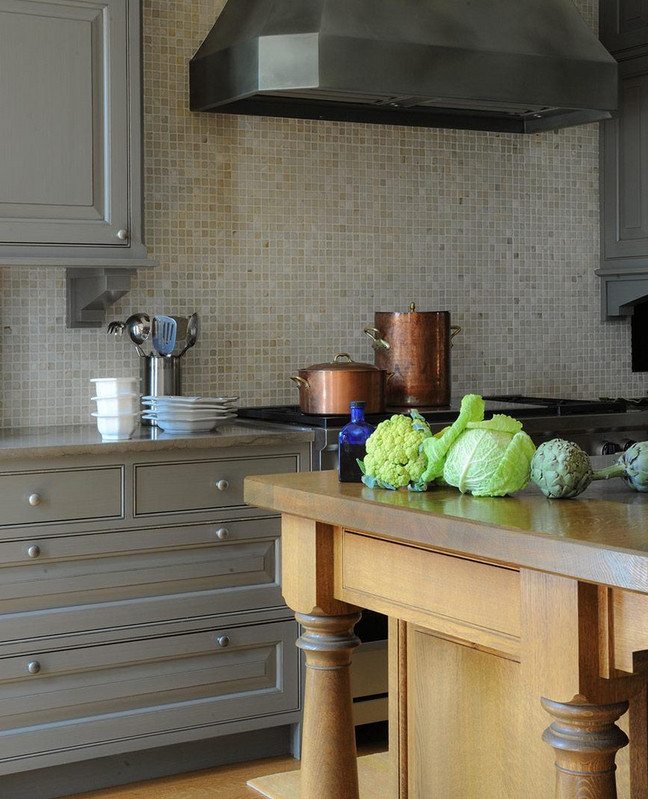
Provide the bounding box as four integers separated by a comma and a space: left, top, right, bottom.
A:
0, 0, 645, 429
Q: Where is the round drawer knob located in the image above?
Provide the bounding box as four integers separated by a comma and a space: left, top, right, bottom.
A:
28, 493, 42, 507
26, 545, 41, 559
26, 660, 41, 674
216, 635, 230, 648
215, 479, 229, 492
215, 527, 229, 541
116, 228, 128, 240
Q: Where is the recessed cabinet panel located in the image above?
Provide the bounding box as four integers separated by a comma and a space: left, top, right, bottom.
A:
0, 620, 299, 769
134, 455, 299, 516
0, 519, 282, 641
0, 466, 123, 526
602, 58, 648, 259
0, 0, 129, 246
601, 0, 648, 56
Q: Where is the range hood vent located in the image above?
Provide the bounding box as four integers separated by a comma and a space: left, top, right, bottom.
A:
189, 0, 618, 134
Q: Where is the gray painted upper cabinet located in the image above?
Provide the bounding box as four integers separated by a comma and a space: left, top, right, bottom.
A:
600, 1, 648, 317
600, 0, 648, 58
0, 0, 150, 266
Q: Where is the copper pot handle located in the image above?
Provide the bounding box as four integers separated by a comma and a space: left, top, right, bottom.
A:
364, 327, 390, 351
289, 375, 310, 390
334, 353, 354, 362
451, 325, 462, 339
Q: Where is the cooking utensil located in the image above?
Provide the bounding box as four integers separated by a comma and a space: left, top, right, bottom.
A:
107, 320, 125, 336
152, 315, 177, 357
290, 353, 387, 414
172, 316, 189, 347
125, 313, 151, 357
177, 312, 199, 357
364, 303, 461, 407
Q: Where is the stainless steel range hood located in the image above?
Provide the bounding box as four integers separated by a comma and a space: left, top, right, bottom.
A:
189, 0, 618, 134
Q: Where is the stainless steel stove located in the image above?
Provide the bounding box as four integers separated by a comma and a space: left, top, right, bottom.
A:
238, 395, 648, 468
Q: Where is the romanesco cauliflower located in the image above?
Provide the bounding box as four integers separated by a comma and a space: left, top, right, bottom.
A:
359, 410, 433, 491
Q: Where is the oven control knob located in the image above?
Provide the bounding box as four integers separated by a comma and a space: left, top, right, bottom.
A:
599, 441, 620, 456
622, 439, 637, 452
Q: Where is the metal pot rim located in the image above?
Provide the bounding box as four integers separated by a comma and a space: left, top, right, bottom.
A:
299, 353, 384, 373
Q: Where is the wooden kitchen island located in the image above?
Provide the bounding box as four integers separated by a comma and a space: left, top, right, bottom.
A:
244, 470, 648, 799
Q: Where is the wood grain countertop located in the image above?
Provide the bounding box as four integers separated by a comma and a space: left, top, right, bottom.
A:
244, 469, 648, 594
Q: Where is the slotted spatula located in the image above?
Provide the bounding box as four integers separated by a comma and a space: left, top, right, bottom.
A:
152, 315, 177, 356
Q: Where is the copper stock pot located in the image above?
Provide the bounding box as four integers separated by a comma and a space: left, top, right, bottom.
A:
290, 353, 387, 414
364, 303, 461, 407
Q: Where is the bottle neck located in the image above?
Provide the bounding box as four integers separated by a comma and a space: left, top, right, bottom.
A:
350, 405, 366, 423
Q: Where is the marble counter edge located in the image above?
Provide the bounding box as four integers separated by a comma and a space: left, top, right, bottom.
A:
0, 421, 315, 461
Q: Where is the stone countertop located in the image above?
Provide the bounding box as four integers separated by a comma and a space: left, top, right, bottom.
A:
0, 420, 315, 461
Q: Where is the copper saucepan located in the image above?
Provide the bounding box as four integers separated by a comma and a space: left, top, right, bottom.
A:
290, 353, 387, 414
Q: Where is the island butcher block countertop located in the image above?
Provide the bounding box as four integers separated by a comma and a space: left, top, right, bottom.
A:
245, 469, 648, 593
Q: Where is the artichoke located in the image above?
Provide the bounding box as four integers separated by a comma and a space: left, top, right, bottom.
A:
531, 439, 594, 498
618, 441, 648, 492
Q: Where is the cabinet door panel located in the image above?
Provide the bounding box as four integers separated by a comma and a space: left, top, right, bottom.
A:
0, 620, 299, 769
602, 59, 648, 258
0, 0, 129, 245
134, 454, 300, 516
601, 0, 648, 56
0, 519, 283, 641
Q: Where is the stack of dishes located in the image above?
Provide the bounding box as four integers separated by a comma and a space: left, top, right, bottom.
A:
141, 395, 239, 433
90, 377, 140, 440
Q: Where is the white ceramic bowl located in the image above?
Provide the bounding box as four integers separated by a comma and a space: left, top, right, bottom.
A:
90, 377, 140, 398
91, 412, 139, 441
92, 394, 140, 416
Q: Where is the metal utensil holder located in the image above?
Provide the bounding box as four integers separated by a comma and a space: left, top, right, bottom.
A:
140, 355, 182, 426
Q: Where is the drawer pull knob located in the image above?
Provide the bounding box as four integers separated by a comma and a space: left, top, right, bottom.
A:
215, 479, 229, 491
26, 545, 41, 559
215, 527, 229, 540
28, 493, 42, 507
216, 635, 230, 648
116, 228, 129, 240
26, 661, 41, 674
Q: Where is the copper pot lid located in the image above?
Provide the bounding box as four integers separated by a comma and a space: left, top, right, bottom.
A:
301, 353, 383, 373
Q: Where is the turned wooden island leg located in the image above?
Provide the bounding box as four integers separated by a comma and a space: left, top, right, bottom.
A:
541, 695, 629, 799
296, 611, 362, 799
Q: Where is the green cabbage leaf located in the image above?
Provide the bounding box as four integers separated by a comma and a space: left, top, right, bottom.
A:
419, 394, 485, 483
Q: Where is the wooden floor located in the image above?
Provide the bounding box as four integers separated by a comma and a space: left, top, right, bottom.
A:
66, 741, 387, 799
66, 754, 301, 799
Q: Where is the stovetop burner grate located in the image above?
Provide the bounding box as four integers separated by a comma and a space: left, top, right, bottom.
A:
237, 395, 628, 427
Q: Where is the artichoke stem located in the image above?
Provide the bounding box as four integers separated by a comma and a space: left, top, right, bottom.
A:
592, 463, 625, 481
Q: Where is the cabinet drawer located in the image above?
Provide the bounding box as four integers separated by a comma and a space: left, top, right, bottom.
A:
0, 466, 123, 527
135, 454, 299, 516
0, 518, 283, 642
0, 619, 299, 769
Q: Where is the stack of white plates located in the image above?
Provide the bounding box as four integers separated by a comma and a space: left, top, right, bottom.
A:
141, 395, 239, 433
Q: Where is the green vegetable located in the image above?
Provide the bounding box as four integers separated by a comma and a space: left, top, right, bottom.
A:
359, 409, 433, 491
618, 441, 648, 492
440, 414, 536, 496
531, 439, 594, 498
419, 394, 485, 483
530, 438, 625, 499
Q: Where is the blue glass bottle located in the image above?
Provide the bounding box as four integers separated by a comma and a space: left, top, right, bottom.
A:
338, 401, 375, 482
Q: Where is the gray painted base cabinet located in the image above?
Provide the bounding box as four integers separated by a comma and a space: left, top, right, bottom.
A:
0, 442, 309, 796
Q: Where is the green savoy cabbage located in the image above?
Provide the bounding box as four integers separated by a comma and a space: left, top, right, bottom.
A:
441, 415, 536, 496
420, 394, 536, 496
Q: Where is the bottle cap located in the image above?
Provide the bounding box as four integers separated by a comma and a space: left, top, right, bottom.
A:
350, 401, 366, 409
